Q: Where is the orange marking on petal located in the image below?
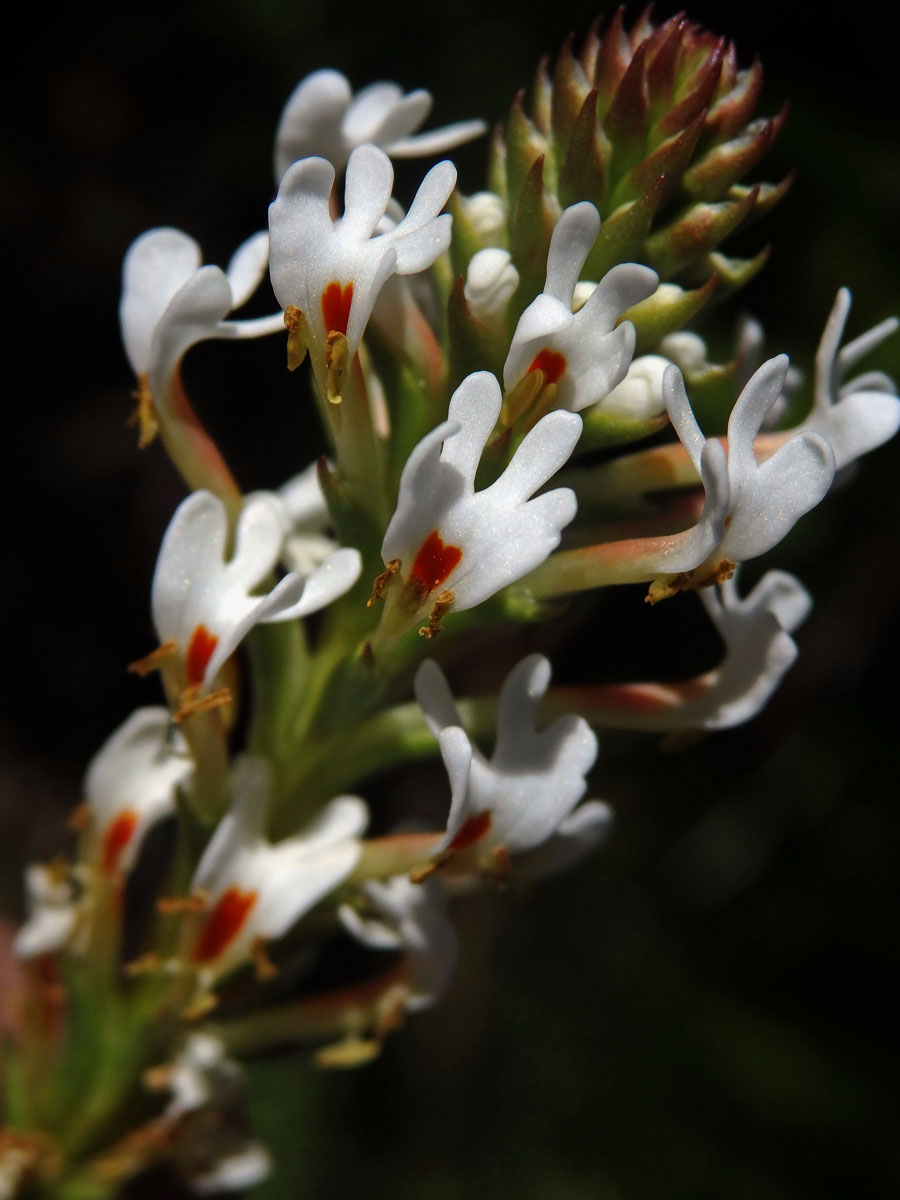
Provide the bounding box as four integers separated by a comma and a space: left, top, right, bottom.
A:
527, 348, 567, 384
101, 809, 139, 874
408, 530, 463, 594
321, 281, 354, 337
192, 887, 258, 964
184, 625, 219, 689
449, 811, 492, 852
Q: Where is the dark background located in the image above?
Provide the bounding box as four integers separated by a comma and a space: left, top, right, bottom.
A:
2, 2, 900, 1197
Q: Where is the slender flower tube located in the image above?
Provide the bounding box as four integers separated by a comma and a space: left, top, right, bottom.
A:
376, 371, 580, 635
187, 760, 367, 984
150, 490, 361, 696
274, 69, 485, 181
83, 707, 193, 876
556, 569, 812, 732
413, 655, 602, 871
502, 202, 658, 416
268, 145, 456, 389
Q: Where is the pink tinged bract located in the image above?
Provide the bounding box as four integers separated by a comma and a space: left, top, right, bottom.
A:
503, 202, 658, 412
414, 655, 601, 857
381, 372, 581, 609
152, 490, 361, 691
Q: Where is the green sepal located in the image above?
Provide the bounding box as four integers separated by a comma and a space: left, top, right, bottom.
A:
533, 55, 553, 134
592, 7, 633, 121
551, 33, 591, 158
703, 58, 763, 145
488, 123, 507, 201
602, 40, 650, 188
681, 246, 770, 299
644, 185, 759, 278
656, 37, 724, 141
509, 156, 560, 313
505, 92, 550, 211
584, 174, 665, 280
447, 275, 506, 386
625, 275, 718, 354
610, 111, 705, 210
558, 87, 608, 211
683, 108, 785, 202
580, 406, 669, 450
448, 190, 488, 281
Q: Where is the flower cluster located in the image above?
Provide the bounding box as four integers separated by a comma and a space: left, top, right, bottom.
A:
6, 18, 897, 1196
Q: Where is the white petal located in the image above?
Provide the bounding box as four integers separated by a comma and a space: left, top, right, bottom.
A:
151, 491, 231, 647
345, 83, 430, 146
414, 659, 465, 736
274, 69, 352, 180
341, 145, 396, 241
544, 203, 600, 303
387, 119, 487, 157
225, 231, 269, 309
120, 227, 201, 375
147, 266, 233, 403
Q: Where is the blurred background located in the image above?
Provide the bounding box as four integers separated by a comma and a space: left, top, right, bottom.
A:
2, 1, 899, 1196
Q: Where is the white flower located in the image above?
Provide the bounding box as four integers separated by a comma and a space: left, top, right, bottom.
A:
665, 356, 835, 564
464, 248, 519, 324
252, 462, 338, 575
414, 655, 601, 864
800, 288, 899, 470
152, 490, 361, 693
381, 372, 580, 613
84, 707, 192, 875
13, 865, 79, 960
461, 190, 507, 244
188, 760, 367, 983
598, 354, 669, 419
274, 69, 485, 180
503, 202, 658, 412
119, 228, 282, 414
339, 876, 457, 1012
268, 144, 456, 376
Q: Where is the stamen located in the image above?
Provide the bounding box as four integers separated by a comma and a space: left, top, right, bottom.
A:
368, 559, 401, 607
418, 589, 455, 639
192, 886, 258, 964
128, 640, 177, 677
284, 305, 308, 371
174, 686, 232, 725
527, 348, 567, 383
252, 937, 279, 981
127, 373, 159, 449
321, 281, 354, 337
157, 892, 209, 915
101, 809, 139, 874
184, 624, 219, 690
409, 531, 462, 595
325, 331, 349, 404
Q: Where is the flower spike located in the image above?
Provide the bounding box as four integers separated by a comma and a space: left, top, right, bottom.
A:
414, 655, 601, 867
151, 491, 361, 694
379, 372, 580, 621
269, 145, 456, 387
274, 68, 486, 181
503, 202, 658, 415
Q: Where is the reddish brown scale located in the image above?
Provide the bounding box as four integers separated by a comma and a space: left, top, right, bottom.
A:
527, 348, 567, 384
321, 281, 354, 336
192, 887, 258, 964
449, 811, 493, 852
184, 625, 219, 690
409, 530, 463, 595
101, 809, 139, 874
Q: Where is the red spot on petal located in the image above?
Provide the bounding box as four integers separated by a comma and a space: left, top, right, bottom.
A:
192, 887, 258, 964
101, 809, 139, 874
185, 625, 219, 690
321, 281, 354, 337
408, 530, 463, 594
449, 810, 492, 852
527, 348, 567, 384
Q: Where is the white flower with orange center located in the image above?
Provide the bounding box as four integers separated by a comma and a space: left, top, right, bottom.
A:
188, 760, 367, 984
665, 355, 836, 566
151, 490, 361, 695
413, 654, 602, 871
268, 144, 456, 386
120, 228, 283, 441
378, 371, 581, 626
274, 69, 485, 180
84, 707, 192, 877
502, 202, 658, 414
